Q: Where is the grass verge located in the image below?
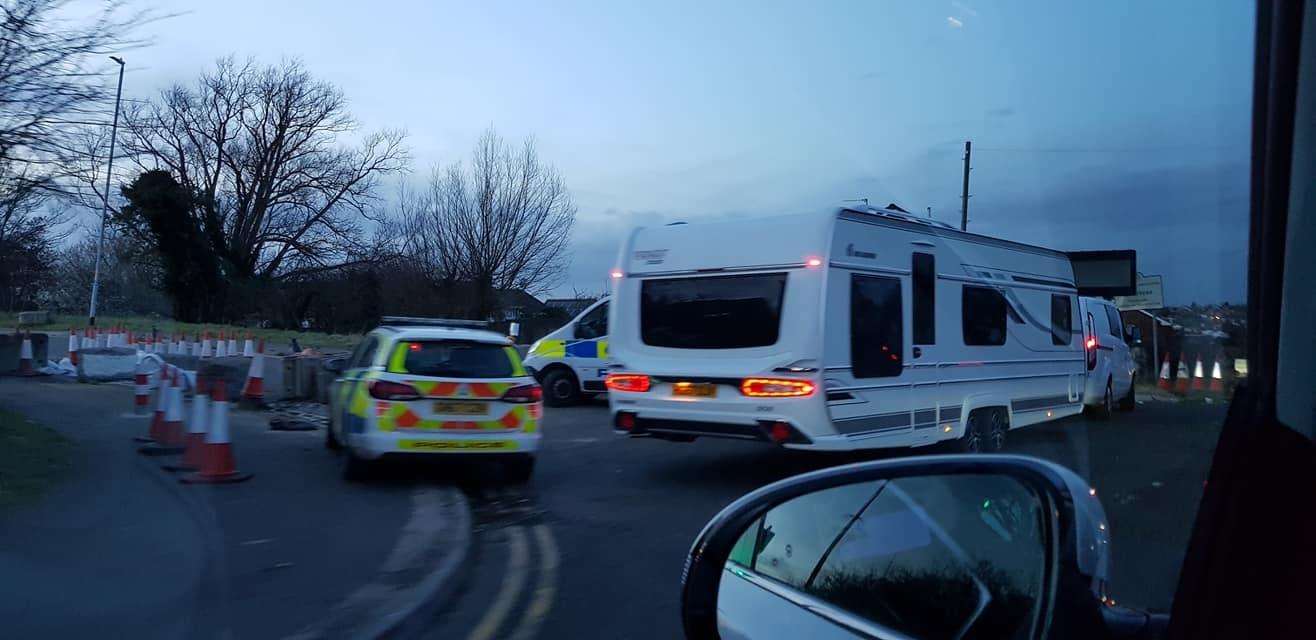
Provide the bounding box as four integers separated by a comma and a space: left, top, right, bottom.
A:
0, 312, 360, 350
0, 407, 74, 510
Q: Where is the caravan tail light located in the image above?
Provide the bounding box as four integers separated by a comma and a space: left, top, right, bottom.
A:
740, 378, 816, 398
606, 373, 651, 392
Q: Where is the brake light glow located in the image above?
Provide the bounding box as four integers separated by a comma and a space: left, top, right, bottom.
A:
610, 269, 624, 279
501, 384, 543, 404
1086, 337, 1097, 349
805, 257, 823, 268
605, 373, 651, 392
740, 378, 816, 397
368, 380, 422, 400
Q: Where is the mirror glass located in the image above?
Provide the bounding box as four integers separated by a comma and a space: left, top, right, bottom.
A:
1125, 324, 1142, 343
719, 474, 1047, 640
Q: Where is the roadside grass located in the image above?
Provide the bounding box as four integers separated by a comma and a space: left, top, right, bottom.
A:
0, 407, 74, 510
0, 312, 360, 351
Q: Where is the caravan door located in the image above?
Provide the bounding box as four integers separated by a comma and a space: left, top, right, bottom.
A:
825, 271, 912, 442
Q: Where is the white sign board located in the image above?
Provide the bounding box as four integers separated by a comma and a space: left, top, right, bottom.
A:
1114, 275, 1165, 311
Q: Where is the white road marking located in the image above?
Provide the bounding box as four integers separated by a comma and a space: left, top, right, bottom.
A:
467, 526, 530, 640
508, 524, 560, 640
240, 538, 274, 546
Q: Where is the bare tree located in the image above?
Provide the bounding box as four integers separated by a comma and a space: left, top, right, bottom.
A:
118, 57, 409, 282
1, 0, 149, 193
399, 128, 576, 317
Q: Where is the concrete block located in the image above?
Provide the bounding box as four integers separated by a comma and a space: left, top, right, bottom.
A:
76, 347, 139, 381
0, 332, 50, 375
17, 311, 50, 326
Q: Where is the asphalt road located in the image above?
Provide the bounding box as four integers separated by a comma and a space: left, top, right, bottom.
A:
419, 392, 1226, 640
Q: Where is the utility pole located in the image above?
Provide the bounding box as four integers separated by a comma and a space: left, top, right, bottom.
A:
959, 140, 972, 231
89, 56, 125, 327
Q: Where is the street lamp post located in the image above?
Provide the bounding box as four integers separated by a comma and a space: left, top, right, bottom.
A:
88, 55, 126, 327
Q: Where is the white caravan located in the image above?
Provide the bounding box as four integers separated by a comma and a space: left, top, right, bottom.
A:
605, 204, 1134, 452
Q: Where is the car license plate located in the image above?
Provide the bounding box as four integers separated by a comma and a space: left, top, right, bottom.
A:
398, 439, 517, 451
672, 382, 717, 398
433, 401, 487, 415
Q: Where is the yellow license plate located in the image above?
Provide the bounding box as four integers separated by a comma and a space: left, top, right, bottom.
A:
434, 401, 488, 415
398, 439, 518, 451
672, 382, 717, 398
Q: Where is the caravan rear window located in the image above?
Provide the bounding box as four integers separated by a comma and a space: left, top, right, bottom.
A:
640, 273, 787, 349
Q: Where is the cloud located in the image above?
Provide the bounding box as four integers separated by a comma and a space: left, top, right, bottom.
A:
951, 1, 979, 17
946, 16, 964, 28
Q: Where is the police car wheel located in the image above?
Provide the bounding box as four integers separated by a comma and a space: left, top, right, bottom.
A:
504, 455, 535, 484
542, 369, 580, 407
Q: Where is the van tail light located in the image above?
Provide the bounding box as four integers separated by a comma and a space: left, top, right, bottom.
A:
1086, 336, 1098, 370
369, 380, 422, 400
606, 374, 651, 392
740, 378, 816, 397
502, 384, 543, 404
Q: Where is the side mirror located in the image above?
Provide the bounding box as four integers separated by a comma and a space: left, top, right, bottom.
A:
1125, 324, 1142, 344
322, 357, 346, 375
680, 455, 1167, 640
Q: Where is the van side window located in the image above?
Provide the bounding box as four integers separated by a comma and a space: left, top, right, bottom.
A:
1104, 305, 1123, 340
851, 275, 903, 378
1051, 295, 1072, 345
575, 301, 608, 339
962, 286, 1007, 346
912, 253, 935, 345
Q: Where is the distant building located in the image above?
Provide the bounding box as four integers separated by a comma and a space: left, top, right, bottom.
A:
544, 297, 597, 317
494, 289, 546, 321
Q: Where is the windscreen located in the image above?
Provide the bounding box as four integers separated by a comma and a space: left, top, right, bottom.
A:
398, 340, 515, 378
640, 273, 787, 349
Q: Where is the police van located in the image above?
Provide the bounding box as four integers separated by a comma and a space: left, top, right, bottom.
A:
326, 318, 542, 481
524, 297, 610, 406
605, 204, 1134, 453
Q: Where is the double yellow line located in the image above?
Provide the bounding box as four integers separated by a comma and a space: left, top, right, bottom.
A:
467, 524, 560, 640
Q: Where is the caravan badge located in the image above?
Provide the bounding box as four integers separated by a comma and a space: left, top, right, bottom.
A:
845, 243, 876, 259
634, 249, 669, 265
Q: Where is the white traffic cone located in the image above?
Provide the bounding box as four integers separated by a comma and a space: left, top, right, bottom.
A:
226, 335, 238, 355
215, 332, 228, 358
200, 332, 213, 358
166, 376, 210, 473
242, 333, 254, 357
17, 332, 35, 376
242, 343, 265, 407
133, 360, 151, 414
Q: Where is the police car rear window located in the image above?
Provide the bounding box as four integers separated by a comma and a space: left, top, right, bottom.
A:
640, 273, 787, 349
395, 341, 515, 378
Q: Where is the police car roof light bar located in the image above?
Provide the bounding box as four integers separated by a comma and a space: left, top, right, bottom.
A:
379, 316, 491, 329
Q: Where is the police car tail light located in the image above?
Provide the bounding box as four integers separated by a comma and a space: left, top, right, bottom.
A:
740, 378, 816, 397
606, 373, 651, 392
369, 380, 422, 401
502, 384, 543, 404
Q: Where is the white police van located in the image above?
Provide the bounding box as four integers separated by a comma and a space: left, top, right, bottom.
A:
605, 204, 1135, 452
524, 297, 610, 406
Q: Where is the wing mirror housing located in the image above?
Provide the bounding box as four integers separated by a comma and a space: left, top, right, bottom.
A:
322, 357, 346, 375
680, 454, 1167, 640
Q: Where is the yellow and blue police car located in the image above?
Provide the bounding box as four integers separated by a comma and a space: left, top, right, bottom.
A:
326, 318, 542, 482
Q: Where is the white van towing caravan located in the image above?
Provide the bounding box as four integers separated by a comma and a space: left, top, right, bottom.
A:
604, 204, 1135, 453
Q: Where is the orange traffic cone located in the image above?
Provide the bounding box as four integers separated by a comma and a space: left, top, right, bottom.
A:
165, 375, 210, 473
1174, 353, 1191, 394
181, 381, 252, 484
136, 365, 171, 444
68, 329, 79, 366
242, 342, 265, 407
133, 360, 151, 414
140, 368, 185, 455
1209, 357, 1225, 392
17, 332, 35, 376
1157, 353, 1172, 390
1191, 354, 1206, 391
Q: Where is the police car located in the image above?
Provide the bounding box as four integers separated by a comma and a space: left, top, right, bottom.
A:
524, 297, 609, 406
325, 317, 542, 482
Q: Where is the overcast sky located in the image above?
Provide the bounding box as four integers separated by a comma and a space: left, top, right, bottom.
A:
104, 0, 1253, 304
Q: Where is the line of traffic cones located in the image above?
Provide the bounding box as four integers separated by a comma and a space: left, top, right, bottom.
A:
179, 380, 253, 484
1166, 351, 1228, 396
127, 363, 253, 483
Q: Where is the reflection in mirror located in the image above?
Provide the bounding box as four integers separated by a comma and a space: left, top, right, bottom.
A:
720, 474, 1047, 640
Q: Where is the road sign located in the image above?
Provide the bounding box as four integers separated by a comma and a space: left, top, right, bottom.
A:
1114, 275, 1165, 311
